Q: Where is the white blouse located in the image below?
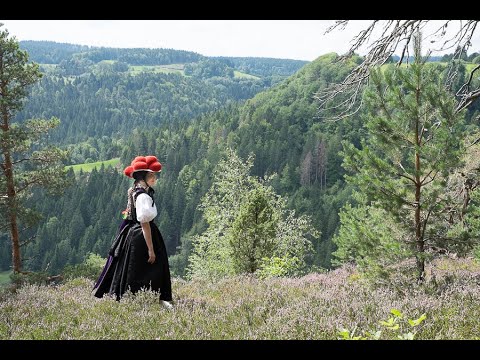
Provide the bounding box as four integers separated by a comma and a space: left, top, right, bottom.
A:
135, 193, 158, 223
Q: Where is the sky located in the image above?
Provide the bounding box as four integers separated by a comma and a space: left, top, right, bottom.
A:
1, 20, 480, 61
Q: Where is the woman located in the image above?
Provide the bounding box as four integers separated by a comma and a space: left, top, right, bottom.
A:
93, 155, 173, 309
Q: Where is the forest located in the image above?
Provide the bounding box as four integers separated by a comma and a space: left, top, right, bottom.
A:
2, 22, 480, 340
1, 39, 480, 279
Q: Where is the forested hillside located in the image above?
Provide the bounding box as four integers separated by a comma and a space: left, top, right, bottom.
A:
2, 41, 478, 280
19, 41, 91, 63
3, 52, 367, 274
20, 41, 203, 65
213, 56, 308, 78
14, 41, 305, 148
17, 72, 260, 145
0, 41, 311, 273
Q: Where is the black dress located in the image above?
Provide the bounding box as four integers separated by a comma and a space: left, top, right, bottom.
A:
93, 187, 172, 301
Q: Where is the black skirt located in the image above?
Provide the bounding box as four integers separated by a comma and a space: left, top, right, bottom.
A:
93, 219, 172, 301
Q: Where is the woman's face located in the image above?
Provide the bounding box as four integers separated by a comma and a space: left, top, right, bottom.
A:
146, 172, 158, 187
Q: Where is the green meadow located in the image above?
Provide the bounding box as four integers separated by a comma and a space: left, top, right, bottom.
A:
65, 158, 121, 173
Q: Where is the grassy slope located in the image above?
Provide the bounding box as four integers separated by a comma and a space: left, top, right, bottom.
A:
1, 259, 480, 339
39, 61, 270, 79
0, 271, 11, 286
233, 70, 259, 79
128, 64, 185, 76
128, 64, 259, 79
65, 158, 120, 173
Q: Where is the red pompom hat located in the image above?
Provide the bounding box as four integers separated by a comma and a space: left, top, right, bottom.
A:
123, 155, 162, 178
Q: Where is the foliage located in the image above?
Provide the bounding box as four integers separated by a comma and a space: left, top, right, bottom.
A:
440, 130, 480, 256
20, 40, 203, 66
187, 149, 317, 279
63, 253, 106, 281
9, 271, 49, 287
17, 166, 128, 273
0, 25, 70, 273
17, 71, 266, 145
332, 192, 411, 276
19, 40, 90, 64
473, 244, 480, 262
168, 236, 194, 278
184, 58, 234, 79
338, 309, 427, 340
256, 255, 301, 279
214, 56, 308, 78
340, 47, 467, 278
229, 186, 281, 273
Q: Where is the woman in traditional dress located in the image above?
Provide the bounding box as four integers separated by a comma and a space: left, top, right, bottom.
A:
93, 155, 173, 309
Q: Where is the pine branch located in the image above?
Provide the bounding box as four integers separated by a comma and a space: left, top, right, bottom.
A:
397, 172, 417, 184
420, 169, 435, 185
19, 234, 36, 247
11, 158, 35, 165
16, 178, 42, 194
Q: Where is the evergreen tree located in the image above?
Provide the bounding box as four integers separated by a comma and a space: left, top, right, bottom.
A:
341, 33, 466, 280
0, 24, 69, 274
230, 186, 280, 273
333, 192, 411, 275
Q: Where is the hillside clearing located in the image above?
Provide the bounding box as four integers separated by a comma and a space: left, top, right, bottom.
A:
65, 158, 121, 173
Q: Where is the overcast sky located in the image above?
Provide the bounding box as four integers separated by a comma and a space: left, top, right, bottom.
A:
1, 20, 479, 61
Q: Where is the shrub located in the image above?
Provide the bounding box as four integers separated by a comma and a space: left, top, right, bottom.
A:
63, 253, 105, 281
256, 255, 300, 279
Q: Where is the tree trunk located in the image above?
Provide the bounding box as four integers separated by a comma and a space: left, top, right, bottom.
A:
1, 90, 21, 273
414, 171, 424, 282
414, 84, 425, 282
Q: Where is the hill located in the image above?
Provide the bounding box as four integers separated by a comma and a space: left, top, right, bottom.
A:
20, 41, 203, 65
12, 53, 366, 274
15, 41, 307, 148
1, 259, 479, 339
8, 43, 479, 278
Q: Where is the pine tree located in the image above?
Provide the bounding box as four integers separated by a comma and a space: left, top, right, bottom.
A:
0, 24, 69, 274
341, 32, 466, 280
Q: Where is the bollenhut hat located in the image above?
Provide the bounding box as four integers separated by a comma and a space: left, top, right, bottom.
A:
123, 155, 162, 178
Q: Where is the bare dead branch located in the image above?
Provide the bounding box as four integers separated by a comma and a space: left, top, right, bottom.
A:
422, 171, 439, 186
317, 20, 480, 120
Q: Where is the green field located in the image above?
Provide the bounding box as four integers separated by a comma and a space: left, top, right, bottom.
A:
234, 70, 260, 80
65, 158, 121, 173
0, 271, 11, 286
129, 64, 185, 76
